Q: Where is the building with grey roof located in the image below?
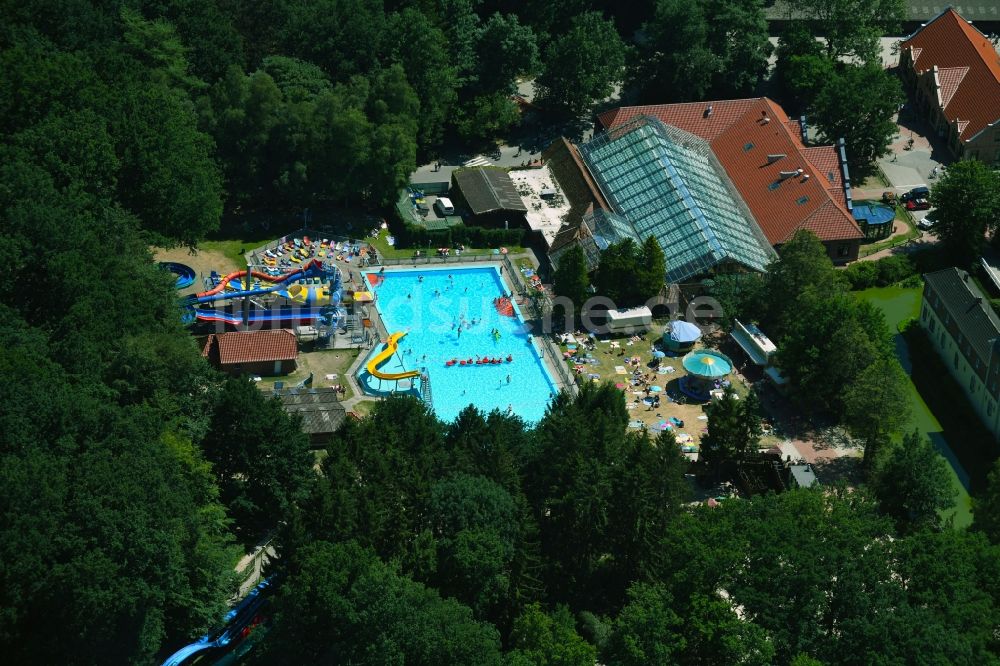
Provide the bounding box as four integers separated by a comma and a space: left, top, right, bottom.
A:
452, 168, 528, 216
921, 267, 1000, 439
275, 387, 347, 446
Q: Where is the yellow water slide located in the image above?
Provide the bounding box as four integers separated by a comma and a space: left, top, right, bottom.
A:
367, 331, 420, 380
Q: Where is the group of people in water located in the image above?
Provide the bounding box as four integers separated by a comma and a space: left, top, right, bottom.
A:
445, 354, 514, 367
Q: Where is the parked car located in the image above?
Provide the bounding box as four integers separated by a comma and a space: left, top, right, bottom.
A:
906, 198, 931, 211
918, 211, 938, 230
901, 186, 930, 203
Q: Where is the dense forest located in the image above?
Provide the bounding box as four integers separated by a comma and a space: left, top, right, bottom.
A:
5, 0, 999, 665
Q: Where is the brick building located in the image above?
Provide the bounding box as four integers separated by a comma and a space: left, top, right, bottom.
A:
899, 7, 1000, 164
202, 329, 299, 376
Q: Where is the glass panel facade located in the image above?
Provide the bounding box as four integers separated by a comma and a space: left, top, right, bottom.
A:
578, 116, 775, 282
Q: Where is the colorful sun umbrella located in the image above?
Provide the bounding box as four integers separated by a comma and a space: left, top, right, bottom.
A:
681, 350, 733, 378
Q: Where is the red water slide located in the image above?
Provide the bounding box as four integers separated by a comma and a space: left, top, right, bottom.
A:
196, 259, 325, 298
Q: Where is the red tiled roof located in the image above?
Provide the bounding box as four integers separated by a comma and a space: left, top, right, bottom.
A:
797, 200, 865, 245
598, 99, 760, 142
802, 147, 842, 189
598, 98, 862, 244
901, 7, 1000, 141
202, 330, 298, 366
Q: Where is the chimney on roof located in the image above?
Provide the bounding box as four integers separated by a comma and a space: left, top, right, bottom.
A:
766, 154, 786, 164
796, 168, 804, 177
802, 174, 810, 182
704, 104, 713, 118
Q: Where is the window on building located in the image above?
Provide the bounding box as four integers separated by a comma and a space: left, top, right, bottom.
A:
955, 352, 960, 369
837, 245, 850, 257
941, 331, 946, 347
929, 317, 936, 332
971, 375, 977, 392
989, 401, 994, 417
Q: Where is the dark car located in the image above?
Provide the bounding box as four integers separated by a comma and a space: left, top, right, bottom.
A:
906, 198, 931, 211
901, 186, 930, 203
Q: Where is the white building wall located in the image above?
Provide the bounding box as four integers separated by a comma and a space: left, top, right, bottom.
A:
920, 296, 1000, 438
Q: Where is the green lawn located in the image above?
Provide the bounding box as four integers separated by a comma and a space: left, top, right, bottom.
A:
200, 239, 255, 267
350, 400, 379, 418
855, 286, 974, 528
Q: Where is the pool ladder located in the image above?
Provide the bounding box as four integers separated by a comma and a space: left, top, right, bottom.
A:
420, 369, 432, 406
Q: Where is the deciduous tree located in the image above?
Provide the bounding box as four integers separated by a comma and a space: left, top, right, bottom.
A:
506, 603, 597, 666
630, 0, 771, 103
843, 357, 911, 472
553, 244, 591, 314
534, 11, 626, 118
930, 159, 1000, 267
201, 376, 313, 544
258, 541, 503, 665
810, 63, 903, 181
796, 0, 905, 63
874, 430, 955, 533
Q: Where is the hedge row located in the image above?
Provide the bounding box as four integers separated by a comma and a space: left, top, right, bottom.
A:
394, 222, 524, 249
844, 255, 916, 290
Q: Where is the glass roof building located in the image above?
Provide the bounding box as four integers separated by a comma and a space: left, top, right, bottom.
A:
578, 116, 776, 283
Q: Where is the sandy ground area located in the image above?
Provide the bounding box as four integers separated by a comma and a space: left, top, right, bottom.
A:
559, 332, 863, 485
558, 334, 733, 445
257, 348, 361, 398
153, 246, 241, 297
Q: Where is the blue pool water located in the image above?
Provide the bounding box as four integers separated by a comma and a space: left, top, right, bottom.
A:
360, 266, 558, 422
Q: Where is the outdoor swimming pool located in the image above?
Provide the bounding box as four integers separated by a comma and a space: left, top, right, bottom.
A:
359, 265, 559, 422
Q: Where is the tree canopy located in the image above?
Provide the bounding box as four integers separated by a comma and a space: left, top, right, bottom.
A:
4, 2, 1000, 664
630, 0, 772, 103
534, 11, 626, 118
810, 62, 904, 181
929, 160, 1000, 267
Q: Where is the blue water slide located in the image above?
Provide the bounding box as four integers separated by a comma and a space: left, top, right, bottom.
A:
193, 307, 340, 325
161, 580, 272, 666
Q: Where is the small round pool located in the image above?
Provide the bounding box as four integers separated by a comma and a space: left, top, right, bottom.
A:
852, 202, 895, 226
